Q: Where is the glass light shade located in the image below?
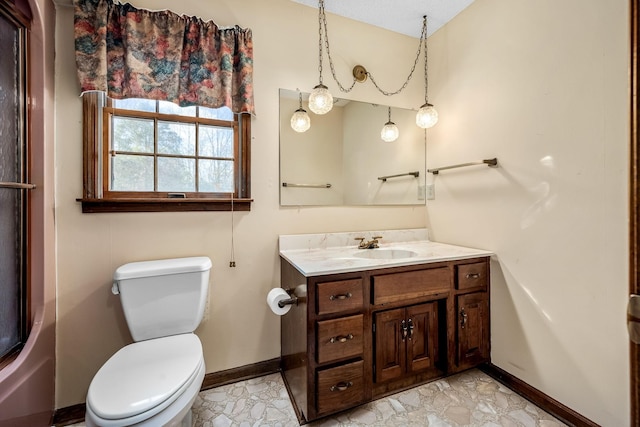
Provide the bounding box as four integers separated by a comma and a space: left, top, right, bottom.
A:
290, 108, 311, 133
381, 121, 399, 142
416, 103, 439, 129
308, 84, 333, 115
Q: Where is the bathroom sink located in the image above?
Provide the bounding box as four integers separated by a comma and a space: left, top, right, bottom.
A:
351, 249, 418, 260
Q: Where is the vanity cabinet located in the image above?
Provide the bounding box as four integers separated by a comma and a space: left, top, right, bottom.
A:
280, 256, 490, 424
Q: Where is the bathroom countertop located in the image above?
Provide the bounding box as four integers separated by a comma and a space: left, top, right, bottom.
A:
279, 229, 493, 277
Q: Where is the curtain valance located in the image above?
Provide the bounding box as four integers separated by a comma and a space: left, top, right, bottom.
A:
74, 0, 254, 114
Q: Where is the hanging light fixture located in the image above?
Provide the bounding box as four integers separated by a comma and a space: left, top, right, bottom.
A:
290, 91, 311, 132
310, 3, 439, 128
381, 107, 399, 142
308, 0, 333, 114
416, 16, 438, 129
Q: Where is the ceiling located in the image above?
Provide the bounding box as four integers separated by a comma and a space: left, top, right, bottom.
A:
290, 0, 476, 39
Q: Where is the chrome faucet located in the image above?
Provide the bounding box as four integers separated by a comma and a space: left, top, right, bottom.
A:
355, 236, 383, 249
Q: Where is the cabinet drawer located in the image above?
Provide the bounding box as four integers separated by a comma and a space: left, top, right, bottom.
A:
316, 279, 364, 315
372, 267, 450, 305
316, 314, 363, 364
316, 360, 364, 415
456, 261, 488, 291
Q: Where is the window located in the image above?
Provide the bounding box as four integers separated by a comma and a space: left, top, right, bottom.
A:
79, 93, 252, 213
0, 0, 29, 367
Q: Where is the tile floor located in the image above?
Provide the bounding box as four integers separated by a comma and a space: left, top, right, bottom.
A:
70, 369, 568, 426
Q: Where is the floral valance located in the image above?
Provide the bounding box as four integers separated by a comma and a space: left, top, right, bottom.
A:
74, 0, 254, 114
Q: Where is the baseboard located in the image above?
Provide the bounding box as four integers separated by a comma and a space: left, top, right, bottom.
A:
51, 403, 85, 427
479, 363, 600, 427
200, 357, 281, 390
52, 357, 281, 426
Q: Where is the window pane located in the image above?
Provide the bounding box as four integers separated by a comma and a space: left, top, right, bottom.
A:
111, 155, 154, 191
199, 106, 233, 120
158, 121, 195, 156
199, 125, 234, 158
112, 117, 154, 153
199, 159, 234, 192
158, 157, 195, 192
0, 8, 24, 358
158, 100, 196, 117
113, 98, 156, 113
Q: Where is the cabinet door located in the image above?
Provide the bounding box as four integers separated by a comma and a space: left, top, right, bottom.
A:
374, 308, 405, 383
406, 302, 438, 375
457, 292, 489, 368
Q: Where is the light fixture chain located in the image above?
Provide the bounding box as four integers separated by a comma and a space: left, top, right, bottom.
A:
317, 0, 324, 84
367, 16, 427, 97
423, 15, 429, 104
319, 0, 357, 93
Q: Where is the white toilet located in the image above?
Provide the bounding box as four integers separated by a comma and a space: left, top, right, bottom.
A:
85, 256, 212, 427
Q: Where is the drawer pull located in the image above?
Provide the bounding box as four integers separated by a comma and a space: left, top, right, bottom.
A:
330, 333, 354, 343
401, 319, 408, 341
466, 273, 480, 279
460, 308, 468, 329
329, 292, 352, 301
330, 381, 353, 392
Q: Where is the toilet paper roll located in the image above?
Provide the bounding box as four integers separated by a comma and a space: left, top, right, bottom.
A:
267, 288, 292, 316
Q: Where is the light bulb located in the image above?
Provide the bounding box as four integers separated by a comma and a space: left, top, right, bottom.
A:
416, 103, 438, 129
308, 84, 333, 115
381, 121, 399, 142
290, 108, 311, 133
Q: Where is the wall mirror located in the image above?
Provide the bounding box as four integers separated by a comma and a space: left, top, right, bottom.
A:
279, 89, 426, 206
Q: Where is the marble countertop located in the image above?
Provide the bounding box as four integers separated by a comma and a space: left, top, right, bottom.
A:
279, 229, 493, 277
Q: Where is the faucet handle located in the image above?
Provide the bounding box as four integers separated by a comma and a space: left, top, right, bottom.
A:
355, 237, 365, 242
372, 236, 382, 240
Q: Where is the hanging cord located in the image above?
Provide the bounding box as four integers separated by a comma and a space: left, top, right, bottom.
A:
366, 15, 428, 96
319, 0, 357, 93
318, 0, 428, 97
229, 192, 236, 267
422, 16, 429, 104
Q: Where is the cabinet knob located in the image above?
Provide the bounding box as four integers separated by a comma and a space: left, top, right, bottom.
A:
460, 308, 468, 329
401, 319, 408, 341
329, 292, 352, 301
330, 381, 353, 392
330, 334, 354, 344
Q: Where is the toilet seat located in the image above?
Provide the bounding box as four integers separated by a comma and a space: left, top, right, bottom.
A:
86, 333, 203, 425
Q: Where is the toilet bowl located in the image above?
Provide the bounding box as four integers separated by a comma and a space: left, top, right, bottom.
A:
85, 257, 212, 427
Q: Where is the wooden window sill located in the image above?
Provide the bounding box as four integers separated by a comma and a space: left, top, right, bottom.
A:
77, 198, 253, 213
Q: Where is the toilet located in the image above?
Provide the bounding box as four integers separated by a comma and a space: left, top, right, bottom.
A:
85, 256, 212, 427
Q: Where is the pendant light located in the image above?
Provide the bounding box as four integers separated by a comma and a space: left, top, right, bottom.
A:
290, 91, 311, 132
308, 2, 439, 128
308, 0, 333, 115
416, 16, 438, 129
381, 107, 399, 142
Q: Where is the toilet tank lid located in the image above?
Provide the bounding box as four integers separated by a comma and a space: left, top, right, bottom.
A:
114, 257, 212, 281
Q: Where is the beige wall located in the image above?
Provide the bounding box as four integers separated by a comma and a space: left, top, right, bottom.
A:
427, 0, 629, 425
54, 0, 427, 408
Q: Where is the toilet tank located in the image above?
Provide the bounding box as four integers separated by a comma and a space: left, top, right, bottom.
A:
113, 257, 212, 342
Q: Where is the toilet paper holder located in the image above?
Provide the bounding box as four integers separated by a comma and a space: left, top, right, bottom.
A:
278, 293, 298, 308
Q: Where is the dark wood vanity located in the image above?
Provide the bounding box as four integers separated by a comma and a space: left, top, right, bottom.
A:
280, 256, 490, 423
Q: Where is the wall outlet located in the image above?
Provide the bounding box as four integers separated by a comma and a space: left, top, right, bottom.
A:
417, 185, 426, 200
426, 184, 435, 200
